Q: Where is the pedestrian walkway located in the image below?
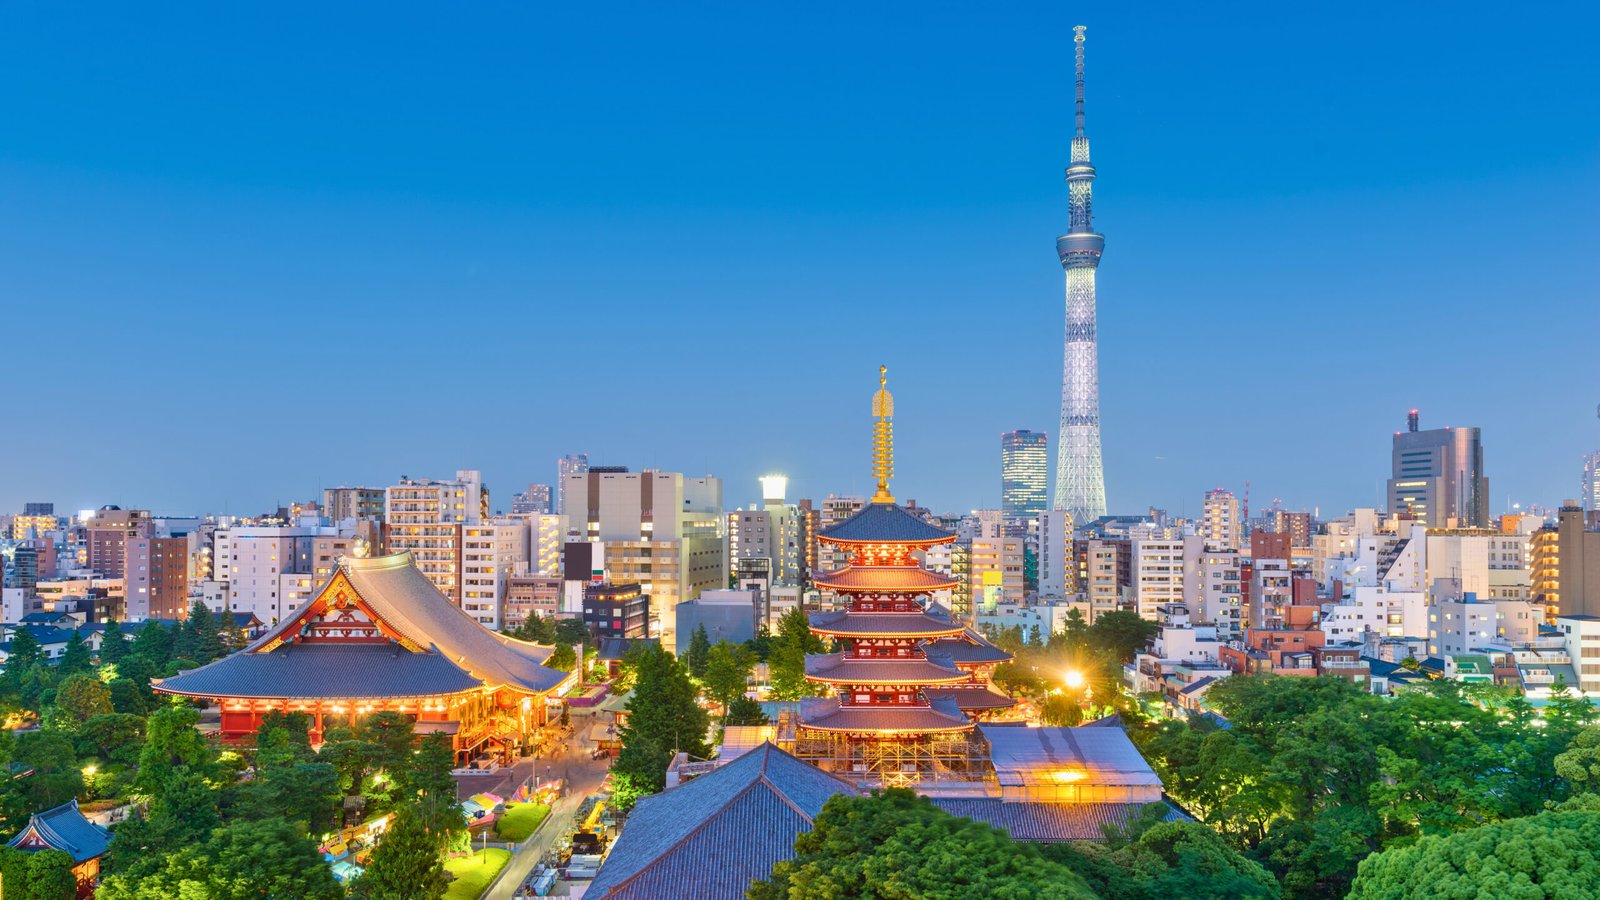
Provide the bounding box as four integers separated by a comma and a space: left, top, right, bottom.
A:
484, 733, 612, 899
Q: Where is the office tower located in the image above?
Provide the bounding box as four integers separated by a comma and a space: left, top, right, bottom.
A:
727, 476, 802, 588
86, 507, 152, 578
511, 483, 552, 515
1201, 489, 1242, 552
556, 454, 589, 516
383, 470, 488, 607
1558, 502, 1600, 618
322, 487, 385, 522
1584, 450, 1600, 512
9, 546, 39, 593
1386, 410, 1489, 527
1053, 25, 1108, 525
1000, 430, 1048, 521
560, 468, 725, 647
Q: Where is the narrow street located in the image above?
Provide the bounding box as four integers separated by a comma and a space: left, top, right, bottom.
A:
483, 728, 613, 899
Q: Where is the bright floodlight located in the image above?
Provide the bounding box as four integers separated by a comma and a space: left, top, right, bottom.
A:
1063, 670, 1086, 689
760, 475, 788, 504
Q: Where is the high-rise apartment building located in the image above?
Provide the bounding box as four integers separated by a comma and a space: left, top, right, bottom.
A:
561, 468, 725, 647
727, 476, 802, 588
127, 536, 190, 621
322, 487, 385, 522
970, 536, 1025, 613
87, 507, 152, 578
1037, 508, 1075, 599
384, 470, 489, 607
208, 520, 354, 623
556, 454, 589, 516
1132, 538, 1186, 620
1201, 489, 1242, 552
811, 495, 866, 576
1530, 524, 1560, 622
1074, 538, 1129, 622
1000, 430, 1048, 521
12, 503, 60, 540
461, 521, 529, 628
1386, 410, 1489, 528
1270, 510, 1312, 549
1053, 25, 1109, 525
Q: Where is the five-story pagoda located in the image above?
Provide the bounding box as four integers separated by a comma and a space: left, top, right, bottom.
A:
791, 367, 990, 786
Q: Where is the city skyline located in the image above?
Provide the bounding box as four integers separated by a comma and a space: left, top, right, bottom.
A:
3, 4, 1597, 516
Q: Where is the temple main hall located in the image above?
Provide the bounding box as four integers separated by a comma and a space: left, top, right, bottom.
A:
156, 550, 573, 762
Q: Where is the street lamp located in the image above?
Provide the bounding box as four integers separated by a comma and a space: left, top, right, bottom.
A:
1063, 670, 1085, 690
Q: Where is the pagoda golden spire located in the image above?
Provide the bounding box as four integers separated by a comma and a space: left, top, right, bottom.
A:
871, 364, 894, 504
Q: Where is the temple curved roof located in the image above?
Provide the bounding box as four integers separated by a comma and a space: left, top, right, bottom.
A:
817, 502, 955, 546
155, 643, 486, 700
922, 632, 1014, 666
804, 652, 967, 685
163, 552, 568, 698
797, 696, 971, 734
810, 565, 959, 593
923, 686, 1018, 711
808, 609, 966, 640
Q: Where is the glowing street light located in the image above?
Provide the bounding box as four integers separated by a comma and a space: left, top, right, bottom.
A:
1063, 670, 1085, 690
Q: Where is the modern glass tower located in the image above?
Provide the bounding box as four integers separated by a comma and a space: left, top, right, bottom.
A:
1053, 24, 1108, 524
1000, 430, 1048, 520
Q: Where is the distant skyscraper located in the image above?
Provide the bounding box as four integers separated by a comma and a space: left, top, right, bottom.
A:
1585, 451, 1600, 512
1053, 25, 1107, 525
556, 454, 589, 516
512, 483, 552, 515
1000, 430, 1048, 520
1386, 410, 1489, 527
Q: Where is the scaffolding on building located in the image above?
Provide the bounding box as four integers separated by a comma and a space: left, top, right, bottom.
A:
774, 711, 994, 789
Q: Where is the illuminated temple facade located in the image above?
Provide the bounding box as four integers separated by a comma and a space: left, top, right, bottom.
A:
787, 368, 1015, 786
156, 551, 573, 761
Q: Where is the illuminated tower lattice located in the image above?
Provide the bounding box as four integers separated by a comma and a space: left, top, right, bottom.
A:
1053, 24, 1108, 524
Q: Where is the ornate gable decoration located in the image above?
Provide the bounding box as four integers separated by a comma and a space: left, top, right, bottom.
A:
255, 568, 422, 653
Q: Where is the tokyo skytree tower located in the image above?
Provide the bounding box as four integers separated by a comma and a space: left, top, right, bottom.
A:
1052, 24, 1107, 524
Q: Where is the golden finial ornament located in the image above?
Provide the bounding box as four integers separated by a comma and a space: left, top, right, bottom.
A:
871, 364, 894, 504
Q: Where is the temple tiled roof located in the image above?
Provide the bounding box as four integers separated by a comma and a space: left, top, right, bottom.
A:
804, 652, 967, 685
817, 502, 955, 545
922, 633, 1013, 666
588, 743, 854, 899
243, 553, 567, 695
809, 610, 965, 639
810, 565, 960, 593
980, 724, 1163, 789
155, 643, 485, 699
6, 800, 111, 863
923, 686, 1017, 711
929, 798, 1187, 842
797, 696, 971, 733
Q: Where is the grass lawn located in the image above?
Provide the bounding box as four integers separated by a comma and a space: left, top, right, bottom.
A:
493, 802, 551, 841
443, 848, 510, 900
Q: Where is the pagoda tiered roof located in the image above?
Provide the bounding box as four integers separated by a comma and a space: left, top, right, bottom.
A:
810, 565, 960, 593
804, 652, 968, 686
922, 632, 1014, 666
157, 552, 568, 701
924, 685, 1018, 711
816, 502, 955, 546
798, 696, 972, 734
808, 609, 966, 640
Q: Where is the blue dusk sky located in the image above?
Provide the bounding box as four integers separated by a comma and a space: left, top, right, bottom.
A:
1, 3, 1596, 518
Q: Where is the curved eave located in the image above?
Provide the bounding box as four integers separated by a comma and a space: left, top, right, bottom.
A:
816, 534, 957, 548
810, 621, 967, 640
804, 656, 969, 686
152, 684, 480, 702
811, 566, 960, 593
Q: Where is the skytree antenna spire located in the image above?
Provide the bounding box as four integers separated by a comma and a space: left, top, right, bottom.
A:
1053, 23, 1108, 525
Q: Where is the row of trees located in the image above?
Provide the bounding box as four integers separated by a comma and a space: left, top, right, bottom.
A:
1133, 673, 1600, 897
750, 788, 1279, 899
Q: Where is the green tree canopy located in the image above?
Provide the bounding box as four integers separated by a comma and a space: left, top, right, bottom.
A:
53, 672, 114, 726
767, 607, 825, 701
547, 642, 578, 672
130, 620, 173, 666
99, 619, 130, 664
0, 845, 77, 900
613, 643, 709, 804
100, 816, 342, 900
750, 788, 1097, 900
684, 624, 711, 678
1085, 610, 1160, 663
702, 639, 754, 711
1348, 810, 1600, 899
350, 804, 448, 899
57, 630, 94, 676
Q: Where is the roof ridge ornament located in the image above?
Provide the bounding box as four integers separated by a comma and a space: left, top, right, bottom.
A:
871, 364, 895, 504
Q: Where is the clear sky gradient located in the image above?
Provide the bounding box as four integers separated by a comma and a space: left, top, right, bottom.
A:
2, 3, 1596, 518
